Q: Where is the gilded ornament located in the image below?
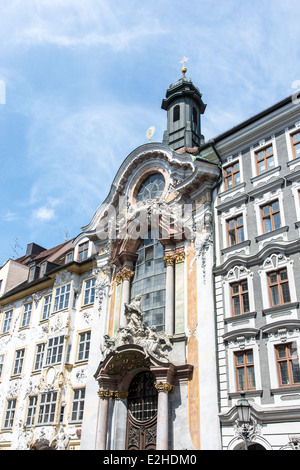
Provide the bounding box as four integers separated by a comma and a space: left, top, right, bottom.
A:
155, 382, 174, 394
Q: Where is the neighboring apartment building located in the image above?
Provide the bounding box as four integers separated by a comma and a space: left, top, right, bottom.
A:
0, 65, 299, 450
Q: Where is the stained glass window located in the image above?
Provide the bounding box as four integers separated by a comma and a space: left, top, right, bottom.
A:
136, 173, 165, 203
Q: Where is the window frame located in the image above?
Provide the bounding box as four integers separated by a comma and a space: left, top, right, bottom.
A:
82, 278, 96, 307
12, 348, 25, 377
25, 395, 38, 427
33, 342, 45, 372
291, 129, 300, 160
37, 391, 58, 425
275, 342, 300, 387
2, 399, 17, 430
20, 302, 33, 329
52, 283, 71, 313
45, 335, 64, 366
0, 353, 5, 381
267, 268, 291, 307
76, 330, 91, 363
78, 242, 89, 262
70, 388, 86, 423
226, 214, 244, 247
41, 294, 52, 321
223, 160, 241, 191
260, 199, 281, 234
255, 143, 275, 175
230, 279, 250, 316
234, 349, 256, 391
2, 309, 13, 334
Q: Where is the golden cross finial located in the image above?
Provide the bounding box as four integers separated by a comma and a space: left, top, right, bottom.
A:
179, 56, 189, 76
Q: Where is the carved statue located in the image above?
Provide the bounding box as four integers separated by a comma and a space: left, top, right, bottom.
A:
100, 294, 173, 363
124, 294, 143, 331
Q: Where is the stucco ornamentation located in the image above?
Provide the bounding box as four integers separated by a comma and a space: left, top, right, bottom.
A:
100, 295, 172, 362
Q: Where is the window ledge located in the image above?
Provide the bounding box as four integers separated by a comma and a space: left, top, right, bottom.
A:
228, 389, 263, 400
255, 225, 289, 242
271, 385, 300, 395
225, 311, 257, 325
218, 182, 246, 198
250, 166, 281, 184
262, 302, 299, 316
80, 303, 94, 311
74, 360, 88, 367
221, 240, 251, 256
287, 156, 300, 168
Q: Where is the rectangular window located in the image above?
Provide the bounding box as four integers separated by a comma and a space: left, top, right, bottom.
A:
3, 399, 17, 429
268, 268, 291, 307
78, 242, 89, 262
227, 215, 244, 246
275, 343, 300, 387
77, 331, 91, 362
83, 278, 96, 306
291, 130, 300, 159
261, 200, 281, 233
223, 161, 240, 190
65, 251, 73, 263
21, 302, 33, 328
71, 388, 86, 422
38, 391, 57, 424
26, 396, 38, 427
41, 294, 52, 321
45, 336, 64, 365
33, 343, 45, 371
0, 354, 5, 380
40, 262, 47, 278
235, 350, 256, 391
12, 348, 25, 376
255, 144, 275, 174
231, 280, 250, 316
53, 284, 71, 312
2, 309, 13, 334
28, 267, 35, 282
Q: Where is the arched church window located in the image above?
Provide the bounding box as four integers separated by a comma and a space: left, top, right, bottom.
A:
136, 173, 165, 203
193, 106, 198, 125
130, 232, 166, 331
173, 104, 180, 122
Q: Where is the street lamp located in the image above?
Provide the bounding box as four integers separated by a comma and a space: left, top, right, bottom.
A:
236, 392, 252, 450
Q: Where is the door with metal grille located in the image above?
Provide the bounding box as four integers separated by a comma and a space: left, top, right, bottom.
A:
126, 372, 158, 450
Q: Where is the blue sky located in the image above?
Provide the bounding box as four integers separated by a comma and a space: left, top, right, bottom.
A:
1, 0, 300, 265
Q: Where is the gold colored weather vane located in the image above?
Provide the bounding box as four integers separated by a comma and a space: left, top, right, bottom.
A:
179, 56, 189, 77
146, 126, 155, 142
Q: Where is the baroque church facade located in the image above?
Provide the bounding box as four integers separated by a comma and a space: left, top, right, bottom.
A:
0, 64, 300, 450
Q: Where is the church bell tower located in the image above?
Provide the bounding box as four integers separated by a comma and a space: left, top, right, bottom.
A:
161, 58, 206, 151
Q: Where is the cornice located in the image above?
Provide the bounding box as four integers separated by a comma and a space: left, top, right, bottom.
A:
213, 238, 300, 275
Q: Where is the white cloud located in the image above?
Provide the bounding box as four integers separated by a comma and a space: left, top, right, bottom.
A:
1, 0, 168, 51
3, 211, 19, 222
33, 206, 56, 221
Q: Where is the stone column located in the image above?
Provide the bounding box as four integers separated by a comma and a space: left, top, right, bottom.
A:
164, 254, 175, 336
95, 390, 113, 450
118, 267, 134, 328
155, 382, 174, 450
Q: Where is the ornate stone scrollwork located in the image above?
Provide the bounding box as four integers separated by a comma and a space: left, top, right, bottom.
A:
100, 295, 172, 363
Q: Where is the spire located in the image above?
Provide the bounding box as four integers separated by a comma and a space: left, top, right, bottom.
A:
161, 59, 206, 151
